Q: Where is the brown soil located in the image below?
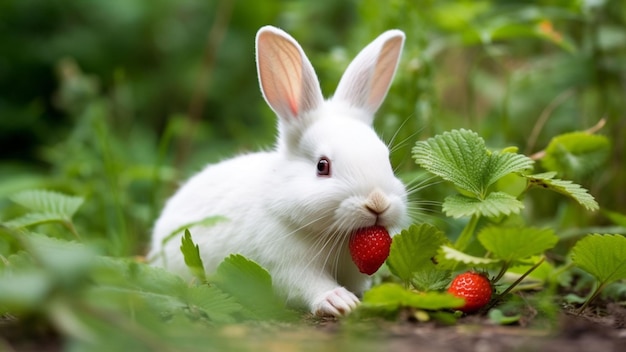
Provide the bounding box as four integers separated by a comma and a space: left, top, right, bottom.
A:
3, 304, 625, 351
314, 303, 626, 352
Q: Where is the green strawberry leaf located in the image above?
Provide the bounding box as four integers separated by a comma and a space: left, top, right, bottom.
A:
180, 229, 207, 283
2, 190, 85, 231
541, 132, 610, 179
524, 172, 599, 211
21, 234, 100, 282
477, 226, 558, 263
411, 267, 451, 292
184, 285, 242, 323
9, 189, 84, 218
387, 224, 447, 284
413, 129, 533, 198
571, 234, 626, 286
3, 212, 73, 229
361, 283, 464, 312
442, 192, 524, 218
438, 245, 500, 267
211, 254, 296, 321
89, 257, 243, 324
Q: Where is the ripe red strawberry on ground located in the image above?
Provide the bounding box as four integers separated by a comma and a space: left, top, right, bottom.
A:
349, 226, 392, 275
447, 271, 493, 313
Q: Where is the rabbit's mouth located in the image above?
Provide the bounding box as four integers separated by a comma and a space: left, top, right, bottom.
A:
334, 188, 407, 234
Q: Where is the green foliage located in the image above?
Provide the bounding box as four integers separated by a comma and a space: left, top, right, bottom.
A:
180, 229, 207, 283
0, 190, 296, 350
10, 189, 84, 219
572, 234, 626, 286
386, 224, 447, 284
541, 132, 611, 179
438, 245, 499, 267
442, 192, 524, 218
524, 172, 599, 211
477, 227, 558, 264
571, 234, 626, 312
211, 254, 297, 321
1, 0, 625, 347
361, 283, 464, 313
412, 129, 534, 199
2, 190, 84, 237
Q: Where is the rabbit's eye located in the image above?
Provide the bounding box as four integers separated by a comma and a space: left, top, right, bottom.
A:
316, 157, 331, 177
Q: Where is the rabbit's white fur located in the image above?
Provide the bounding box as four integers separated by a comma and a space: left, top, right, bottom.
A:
149, 26, 408, 317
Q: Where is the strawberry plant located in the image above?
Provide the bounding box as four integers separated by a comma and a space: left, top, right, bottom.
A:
358, 128, 622, 323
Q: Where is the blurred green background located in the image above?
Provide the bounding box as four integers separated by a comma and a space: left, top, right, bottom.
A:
1, 0, 624, 256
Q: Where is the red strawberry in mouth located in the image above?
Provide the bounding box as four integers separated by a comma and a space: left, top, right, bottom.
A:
349, 226, 392, 275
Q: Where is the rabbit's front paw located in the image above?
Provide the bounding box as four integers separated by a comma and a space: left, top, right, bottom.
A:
312, 287, 360, 317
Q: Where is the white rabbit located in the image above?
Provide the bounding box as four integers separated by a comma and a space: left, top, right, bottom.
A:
149, 25, 408, 317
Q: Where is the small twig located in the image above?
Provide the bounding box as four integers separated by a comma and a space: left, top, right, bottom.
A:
584, 116, 607, 134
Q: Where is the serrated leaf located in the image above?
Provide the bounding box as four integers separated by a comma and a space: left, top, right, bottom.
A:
211, 254, 296, 321
2, 212, 70, 229
361, 283, 464, 312
413, 129, 533, 198
411, 267, 451, 292
542, 132, 610, 179
484, 151, 535, 189
23, 234, 100, 281
10, 190, 84, 218
571, 234, 626, 286
525, 172, 598, 211
477, 226, 558, 262
180, 229, 206, 283
439, 245, 500, 266
387, 224, 447, 283
413, 129, 488, 196
443, 192, 524, 218
185, 285, 242, 323
89, 258, 242, 324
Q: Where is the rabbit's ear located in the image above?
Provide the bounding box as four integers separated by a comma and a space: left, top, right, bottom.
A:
333, 30, 405, 123
256, 26, 323, 122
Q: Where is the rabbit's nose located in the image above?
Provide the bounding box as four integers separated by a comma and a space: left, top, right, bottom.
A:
365, 189, 390, 215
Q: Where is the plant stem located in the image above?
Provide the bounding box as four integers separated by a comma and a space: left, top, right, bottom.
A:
64, 220, 81, 240
492, 261, 510, 283
486, 257, 545, 311
455, 214, 479, 251
578, 282, 606, 315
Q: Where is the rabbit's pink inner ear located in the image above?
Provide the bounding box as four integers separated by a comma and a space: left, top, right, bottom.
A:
367, 36, 403, 112
257, 32, 303, 119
